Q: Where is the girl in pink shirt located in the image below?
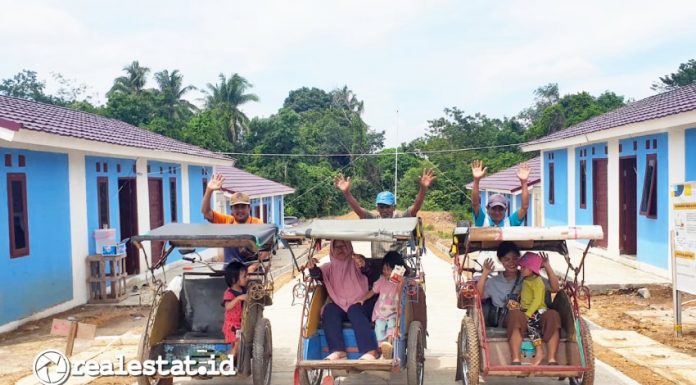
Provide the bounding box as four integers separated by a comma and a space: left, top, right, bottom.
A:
222, 261, 248, 359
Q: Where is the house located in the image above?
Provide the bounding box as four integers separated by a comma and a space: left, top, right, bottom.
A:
214, 165, 295, 228
465, 157, 542, 226
0, 95, 290, 332
521, 84, 696, 274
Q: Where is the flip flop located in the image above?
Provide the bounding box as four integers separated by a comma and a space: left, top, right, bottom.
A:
548, 361, 559, 366
359, 353, 377, 360
511, 361, 522, 366
324, 352, 346, 360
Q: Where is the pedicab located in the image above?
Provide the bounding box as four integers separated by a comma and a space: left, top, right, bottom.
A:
451, 225, 604, 385
281, 217, 427, 385
130, 223, 278, 385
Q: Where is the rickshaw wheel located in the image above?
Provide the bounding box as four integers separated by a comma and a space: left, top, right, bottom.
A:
252, 317, 273, 385
570, 319, 595, 385
136, 331, 172, 385
456, 316, 479, 385
298, 368, 324, 385
407, 321, 425, 385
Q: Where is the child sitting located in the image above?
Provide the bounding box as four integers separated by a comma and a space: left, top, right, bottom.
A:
518, 252, 547, 365
222, 261, 248, 360
357, 251, 405, 359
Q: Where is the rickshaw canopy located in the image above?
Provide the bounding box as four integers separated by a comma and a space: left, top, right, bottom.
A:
282, 217, 421, 242
131, 223, 278, 249
452, 225, 604, 255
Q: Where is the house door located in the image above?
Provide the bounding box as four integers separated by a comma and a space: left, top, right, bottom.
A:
593, 159, 608, 248
118, 178, 139, 275
619, 157, 637, 254
148, 178, 165, 266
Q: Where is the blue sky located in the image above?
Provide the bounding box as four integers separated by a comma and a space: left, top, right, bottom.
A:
2, 0, 695, 147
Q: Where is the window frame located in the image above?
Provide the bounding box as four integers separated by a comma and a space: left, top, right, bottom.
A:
97, 176, 110, 229
548, 162, 555, 204
579, 159, 587, 208
169, 177, 178, 223
7, 173, 30, 257
639, 154, 658, 219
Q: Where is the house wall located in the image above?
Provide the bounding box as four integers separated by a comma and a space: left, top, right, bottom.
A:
543, 149, 568, 226
188, 166, 212, 224
85, 156, 137, 254
619, 133, 669, 269
0, 148, 72, 325
686, 128, 696, 181
574, 143, 608, 226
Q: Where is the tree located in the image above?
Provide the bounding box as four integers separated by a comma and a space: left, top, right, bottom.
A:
651, 59, 696, 92
518, 83, 560, 127
204, 73, 259, 143
0, 70, 57, 104
153, 69, 197, 121
108, 60, 151, 96
283, 87, 332, 113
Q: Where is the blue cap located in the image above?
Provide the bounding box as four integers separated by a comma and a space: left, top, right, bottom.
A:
375, 191, 395, 205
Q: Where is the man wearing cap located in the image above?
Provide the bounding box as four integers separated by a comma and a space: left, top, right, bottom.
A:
471, 160, 530, 227
201, 173, 263, 263
334, 169, 436, 257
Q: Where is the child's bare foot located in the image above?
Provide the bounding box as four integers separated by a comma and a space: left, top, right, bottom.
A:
325, 351, 347, 360
359, 350, 378, 360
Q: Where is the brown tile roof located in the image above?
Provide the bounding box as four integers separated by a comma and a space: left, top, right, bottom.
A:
465, 157, 541, 193
525, 83, 696, 147
217, 165, 295, 197
0, 95, 230, 161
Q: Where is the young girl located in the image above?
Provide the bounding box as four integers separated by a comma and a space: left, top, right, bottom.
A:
357, 251, 405, 359
222, 261, 248, 359
518, 252, 547, 365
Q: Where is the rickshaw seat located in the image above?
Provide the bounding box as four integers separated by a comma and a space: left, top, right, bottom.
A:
165, 330, 225, 341
180, 276, 227, 334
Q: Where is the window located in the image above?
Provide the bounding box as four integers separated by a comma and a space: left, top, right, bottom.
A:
579, 160, 587, 208
169, 177, 178, 222
640, 155, 658, 218
97, 177, 110, 228
7, 173, 29, 257
548, 163, 555, 204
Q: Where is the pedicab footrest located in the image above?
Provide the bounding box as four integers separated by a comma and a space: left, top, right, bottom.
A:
297, 359, 395, 371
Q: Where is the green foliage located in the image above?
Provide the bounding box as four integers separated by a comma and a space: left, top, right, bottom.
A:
283, 87, 332, 113
205, 73, 259, 143
0, 70, 62, 104
651, 59, 696, 92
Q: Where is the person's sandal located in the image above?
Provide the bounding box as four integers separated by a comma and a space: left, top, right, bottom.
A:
380, 342, 393, 359
359, 352, 377, 360
325, 351, 346, 360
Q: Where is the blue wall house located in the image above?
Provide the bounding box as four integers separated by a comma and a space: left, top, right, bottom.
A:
522, 84, 696, 274
465, 157, 542, 226
0, 96, 244, 332
215, 165, 295, 228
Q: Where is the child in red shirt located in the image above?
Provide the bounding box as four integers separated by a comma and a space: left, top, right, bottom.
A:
222, 261, 248, 359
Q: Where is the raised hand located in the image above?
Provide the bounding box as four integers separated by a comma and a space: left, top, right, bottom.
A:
334, 173, 351, 193
540, 252, 550, 269
419, 168, 437, 189
482, 258, 495, 275
517, 162, 530, 183
471, 160, 487, 180
207, 173, 224, 191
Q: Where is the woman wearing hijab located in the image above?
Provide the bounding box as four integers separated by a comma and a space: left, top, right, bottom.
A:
306, 240, 379, 360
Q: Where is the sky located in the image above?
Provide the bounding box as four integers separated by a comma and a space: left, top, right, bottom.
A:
1, 0, 696, 148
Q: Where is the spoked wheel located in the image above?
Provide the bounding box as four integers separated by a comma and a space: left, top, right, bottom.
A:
136, 329, 172, 385
252, 318, 273, 385
298, 368, 325, 385
455, 316, 479, 385
407, 321, 425, 385
569, 319, 595, 385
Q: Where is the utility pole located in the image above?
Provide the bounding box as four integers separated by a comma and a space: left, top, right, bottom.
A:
394, 109, 399, 204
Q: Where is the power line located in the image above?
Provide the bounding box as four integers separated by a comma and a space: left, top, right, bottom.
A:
215, 142, 522, 158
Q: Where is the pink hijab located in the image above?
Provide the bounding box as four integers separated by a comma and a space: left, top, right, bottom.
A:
320, 240, 369, 312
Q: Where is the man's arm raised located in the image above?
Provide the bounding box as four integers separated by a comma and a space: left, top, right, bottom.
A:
406, 168, 436, 216
201, 173, 224, 222
334, 174, 370, 219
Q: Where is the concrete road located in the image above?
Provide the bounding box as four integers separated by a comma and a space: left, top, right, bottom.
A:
182, 243, 638, 385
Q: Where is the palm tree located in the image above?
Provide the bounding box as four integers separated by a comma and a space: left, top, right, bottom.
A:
154, 69, 197, 121
108, 61, 150, 96
204, 73, 259, 143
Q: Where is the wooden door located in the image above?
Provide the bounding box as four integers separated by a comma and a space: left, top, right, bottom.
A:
619, 158, 637, 254
593, 159, 608, 248
118, 178, 139, 274
148, 178, 165, 265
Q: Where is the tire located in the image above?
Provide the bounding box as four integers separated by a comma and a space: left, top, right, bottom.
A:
298, 368, 324, 385
456, 316, 479, 385
576, 318, 595, 385
252, 317, 273, 385
407, 321, 425, 385
136, 331, 172, 385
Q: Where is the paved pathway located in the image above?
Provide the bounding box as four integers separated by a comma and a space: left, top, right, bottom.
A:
183, 242, 638, 385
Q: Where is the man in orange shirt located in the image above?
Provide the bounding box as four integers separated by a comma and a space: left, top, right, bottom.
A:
201, 173, 263, 264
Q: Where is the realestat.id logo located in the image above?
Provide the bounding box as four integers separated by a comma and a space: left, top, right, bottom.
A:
33, 349, 71, 385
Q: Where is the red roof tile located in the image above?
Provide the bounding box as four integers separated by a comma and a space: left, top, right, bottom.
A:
0, 95, 229, 161
465, 157, 541, 193
526, 84, 696, 147
217, 165, 295, 197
